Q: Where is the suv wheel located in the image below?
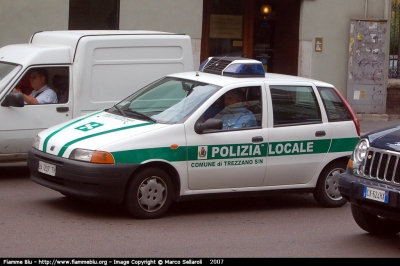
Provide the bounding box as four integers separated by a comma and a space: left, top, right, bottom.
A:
351, 204, 400, 235
313, 161, 347, 207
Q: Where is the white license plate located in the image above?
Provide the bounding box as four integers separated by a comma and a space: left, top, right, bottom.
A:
363, 186, 389, 203
38, 161, 56, 176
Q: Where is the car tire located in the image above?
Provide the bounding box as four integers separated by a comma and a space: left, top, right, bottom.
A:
60, 192, 77, 199
313, 161, 347, 208
351, 204, 400, 235
124, 168, 173, 219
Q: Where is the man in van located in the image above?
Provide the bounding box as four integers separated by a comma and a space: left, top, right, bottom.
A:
13, 68, 58, 104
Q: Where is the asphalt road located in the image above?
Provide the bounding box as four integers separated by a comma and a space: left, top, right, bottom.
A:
1, 119, 400, 259
360, 118, 400, 135
1, 166, 400, 258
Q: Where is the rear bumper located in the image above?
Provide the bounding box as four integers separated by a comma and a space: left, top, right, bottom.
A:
339, 172, 400, 221
27, 147, 139, 204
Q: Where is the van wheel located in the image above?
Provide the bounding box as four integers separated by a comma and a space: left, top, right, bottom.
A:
124, 168, 173, 219
313, 161, 347, 208
351, 204, 400, 235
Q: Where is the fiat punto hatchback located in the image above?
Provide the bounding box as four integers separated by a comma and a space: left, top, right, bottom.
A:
28, 57, 360, 219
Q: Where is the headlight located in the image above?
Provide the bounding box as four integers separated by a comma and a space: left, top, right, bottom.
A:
353, 138, 369, 164
69, 149, 114, 164
32, 135, 41, 150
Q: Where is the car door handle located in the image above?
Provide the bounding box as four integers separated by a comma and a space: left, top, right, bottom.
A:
252, 136, 263, 142
56, 107, 69, 113
315, 131, 326, 137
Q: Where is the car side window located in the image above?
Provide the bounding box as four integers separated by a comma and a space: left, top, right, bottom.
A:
271, 85, 322, 126
203, 86, 262, 131
317, 87, 352, 122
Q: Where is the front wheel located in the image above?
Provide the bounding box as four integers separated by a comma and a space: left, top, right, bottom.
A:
351, 204, 400, 235
124, 168, 173, 219
313, 161, 347, 208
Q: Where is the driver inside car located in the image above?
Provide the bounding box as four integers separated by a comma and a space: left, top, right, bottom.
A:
214, 88, 257, 130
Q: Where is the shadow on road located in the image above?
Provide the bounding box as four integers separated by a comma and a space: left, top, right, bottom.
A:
0, 165, 30, 180
38, 196, 128, 219
167, 193, 321, 217
37, 192, 322, 220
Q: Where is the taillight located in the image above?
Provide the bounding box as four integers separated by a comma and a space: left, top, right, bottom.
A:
333, 87, 360, 136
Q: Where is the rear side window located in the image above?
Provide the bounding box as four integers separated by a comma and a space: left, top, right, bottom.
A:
317, 87, 352, 121
270, 86, 322, 126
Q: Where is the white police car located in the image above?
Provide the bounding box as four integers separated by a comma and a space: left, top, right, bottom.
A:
28, 57, 360, 219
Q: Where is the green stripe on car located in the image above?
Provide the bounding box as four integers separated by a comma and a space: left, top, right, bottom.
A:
57, 122, 153, 157
110, 137, 359, 164
43, 110, 103, 152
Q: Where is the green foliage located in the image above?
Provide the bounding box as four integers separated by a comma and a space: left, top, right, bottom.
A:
391, 0, 400, 54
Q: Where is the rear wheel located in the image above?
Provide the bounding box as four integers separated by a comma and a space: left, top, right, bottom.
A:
60, 192, 77, 199
124, 168, 173, 219
351, 204, 400, 235
313, 161, 347, 207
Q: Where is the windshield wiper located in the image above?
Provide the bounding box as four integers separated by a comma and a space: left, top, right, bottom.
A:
113, 105, 127, 117
127, 110, 157, 122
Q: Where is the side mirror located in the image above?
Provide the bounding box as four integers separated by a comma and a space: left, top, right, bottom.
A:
194, 118, 223, 134
1, 92, 24, 107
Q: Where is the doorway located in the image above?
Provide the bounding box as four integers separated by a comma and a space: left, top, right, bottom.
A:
201, 0, 301, 75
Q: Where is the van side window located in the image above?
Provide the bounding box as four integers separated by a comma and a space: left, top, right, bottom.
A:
51, 73, 69, 104
15, 67, 70, 105
271, 86, 322, 126
14, 67, 69, 104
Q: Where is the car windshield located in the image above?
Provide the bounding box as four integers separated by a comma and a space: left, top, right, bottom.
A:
107, 77, 221, 123
0, 62, 22, 93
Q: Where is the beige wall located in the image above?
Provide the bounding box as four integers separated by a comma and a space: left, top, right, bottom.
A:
119, 0, 203, 38
299, 0, 390, 95
0, 0, 392, 93
119, 0, 203, 67
0, 0, 69, 47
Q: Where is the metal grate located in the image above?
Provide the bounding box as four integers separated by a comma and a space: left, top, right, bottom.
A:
201, 57, 232, 75
362, 147, 400, 184
390, 0, 400, 78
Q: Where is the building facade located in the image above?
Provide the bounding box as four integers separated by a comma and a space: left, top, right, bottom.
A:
0, 0, 391, 113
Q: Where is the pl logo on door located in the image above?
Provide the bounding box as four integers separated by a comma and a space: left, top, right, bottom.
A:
198, 146, 208, 160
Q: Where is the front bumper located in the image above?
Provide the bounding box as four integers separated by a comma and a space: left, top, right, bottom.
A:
339, 172, 400, 221
28, 147, 139, 204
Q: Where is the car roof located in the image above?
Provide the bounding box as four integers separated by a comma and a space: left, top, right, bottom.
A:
167, 71, 335, 88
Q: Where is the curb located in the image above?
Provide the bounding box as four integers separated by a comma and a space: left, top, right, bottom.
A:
356, 114, 400, 121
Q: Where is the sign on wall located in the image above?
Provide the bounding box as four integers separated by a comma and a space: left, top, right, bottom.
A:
209, 15, 242, 39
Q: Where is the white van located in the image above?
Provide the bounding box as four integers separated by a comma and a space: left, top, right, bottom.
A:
0, 30, 194, 163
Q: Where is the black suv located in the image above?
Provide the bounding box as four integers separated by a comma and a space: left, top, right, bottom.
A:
339, 125, 400, 235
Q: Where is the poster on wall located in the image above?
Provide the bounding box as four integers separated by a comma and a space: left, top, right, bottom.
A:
346, 19, 388, 114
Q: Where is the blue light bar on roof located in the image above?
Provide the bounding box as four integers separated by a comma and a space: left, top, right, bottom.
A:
223, 63, 265, 77
199, 57, 265, 78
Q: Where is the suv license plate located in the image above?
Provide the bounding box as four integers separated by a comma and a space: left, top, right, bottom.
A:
38, 161, 56, 176
363, 186, 389, 203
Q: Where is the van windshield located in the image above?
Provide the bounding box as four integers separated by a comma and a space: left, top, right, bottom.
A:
108, 77, 221, 123
0, 62, 21, 93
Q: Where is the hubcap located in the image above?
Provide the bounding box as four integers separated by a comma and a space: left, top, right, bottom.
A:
137, 176, 167, 212
325, 168, 344, 201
